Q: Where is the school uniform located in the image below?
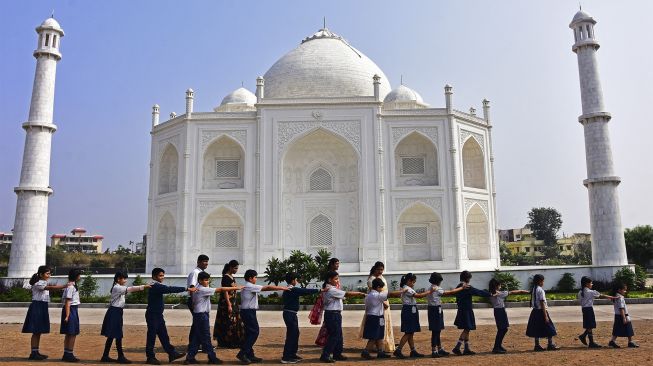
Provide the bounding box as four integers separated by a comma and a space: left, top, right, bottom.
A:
400, 286, 420, 333
186, 267, 204, 348
578, 287, 600, 329
427, 286, 445, 347
363, 290, 387, 341
60, 284, 81, 335
453, 284, 490, 330
22, 280, 51, 334
101, 285, 145, 339
239, 281, 263, 359
145, 282, 187, 360
320, 285, 346, 360
490, 291, 510, 350
526, 286, 557, 338
186, 285, 220, 362
612, 294, 634, 337
282, 285, 320, 361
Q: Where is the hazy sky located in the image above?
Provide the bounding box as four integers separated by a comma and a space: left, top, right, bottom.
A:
1, 1, 652, 250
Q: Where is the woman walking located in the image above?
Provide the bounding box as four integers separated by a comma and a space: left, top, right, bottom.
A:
358, 262, 395, 352
213, 260, 245, 348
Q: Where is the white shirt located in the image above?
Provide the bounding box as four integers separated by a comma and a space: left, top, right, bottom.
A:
365, 290, 388, 316
578, 288, 601, 308
533, 286, 547, 309
62, 284, 80, 306
323, 285, 346, 311
613, 294, 628, 315
31, 280, 50, 302
490, 291, 509, 308
192, 285, 215, 313
240, 282, 263, 310
427, 285, 445, 306
110, 284, 144, 308
401, 286, 416, 305
187, 267, 204, 288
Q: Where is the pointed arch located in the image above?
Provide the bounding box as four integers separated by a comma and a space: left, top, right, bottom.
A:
158, 144, 179, 195
466, 203, 490, 260
156, 212, 177, 267
397, 202, 442, 261
201, 206, 243, 264
394, 131, 438, 186
462, 137, 486, 189
202, 135, 244, 189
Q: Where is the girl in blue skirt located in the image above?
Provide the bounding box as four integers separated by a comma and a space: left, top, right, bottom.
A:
488, 278, 528, 354
100, 271, 150, 363
525, 274, 559, 351
451, 271, 491, 356
393, 273, 432, 359
426, 272, 467, 358
361, 278, 403, 360
61, 268, 83, 362
608, 281, 639, 348
577, 276, 615, 348
22, 265, 66, 360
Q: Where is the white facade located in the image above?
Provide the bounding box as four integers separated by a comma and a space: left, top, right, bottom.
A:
570, 11, 628, 266
8, 18, 63, 277
146, 27, 498, 274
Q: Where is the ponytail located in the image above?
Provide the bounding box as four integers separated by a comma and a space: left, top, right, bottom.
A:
30, 265, 52, 286
29, 273, 39, 286
530, 274, 544, 308
111, 271, 128, 294
488, 278, 500, 295
580, 276, 592, 297
222, 259, 239, 275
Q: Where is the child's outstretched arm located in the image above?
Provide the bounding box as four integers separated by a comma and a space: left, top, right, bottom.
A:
345, 291, 366, 297
508, 290, 529, 295
443, 284, 470, 296
44, 283, 66, 291
214, 285, 243, 293
413, 288, 434, 298
127, 284, 152, 292
262, 285, 289, 291
387, 290, 404, 297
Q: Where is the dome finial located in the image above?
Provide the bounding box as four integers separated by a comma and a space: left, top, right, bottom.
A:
323, 16, 326, 30
400, 74, 403, 85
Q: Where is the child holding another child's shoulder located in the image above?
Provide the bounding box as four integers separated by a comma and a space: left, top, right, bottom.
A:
361, 278, 403, 360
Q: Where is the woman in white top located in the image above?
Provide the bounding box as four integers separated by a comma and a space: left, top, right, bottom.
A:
358, 262, 395, 352
22, 265, 66, 361
608, 281, 639, 348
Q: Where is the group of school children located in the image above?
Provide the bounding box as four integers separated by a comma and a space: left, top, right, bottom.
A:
21, 256, 640, 364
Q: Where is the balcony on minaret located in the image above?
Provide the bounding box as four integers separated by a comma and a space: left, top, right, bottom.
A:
34, 17, 64, 60
570, 10, 599, 52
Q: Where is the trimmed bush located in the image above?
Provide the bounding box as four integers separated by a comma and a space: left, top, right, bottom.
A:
492, 269, 521, 291
556, 272, 577, 292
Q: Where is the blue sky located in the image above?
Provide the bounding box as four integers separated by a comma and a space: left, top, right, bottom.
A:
1, 1, 652, 250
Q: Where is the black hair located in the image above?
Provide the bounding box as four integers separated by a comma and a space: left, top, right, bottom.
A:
459, 270, 472, 283
221, 260, 239, 275
325, 271, 339, 284
197, 254, 209, 262
489, 278, 500, 295
580, 276, 592, 297
371, 278, 384, 290
611, 280, 626, 297
244, 269, 258, 281
285, 272, 297, 284
152, 267, 165, 278
530, 274, 545, 308
29, 265, 51, 286
428, 272, 443, 286
369, 261, 385, 276
400, 273, 417, 287
68, 268, 83, 291
111, 271, 129, 293
198, 272, 211, 282
327, 258, 340, 271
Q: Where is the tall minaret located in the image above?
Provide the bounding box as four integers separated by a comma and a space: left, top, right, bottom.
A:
570, 10, 627, 266
8, 17, 64, 277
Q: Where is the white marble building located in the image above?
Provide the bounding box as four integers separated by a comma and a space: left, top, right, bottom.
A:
146, 27, 498, 274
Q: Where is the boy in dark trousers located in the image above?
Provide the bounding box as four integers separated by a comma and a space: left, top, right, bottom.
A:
281, 273, 322, 364
145, 268, 196, 365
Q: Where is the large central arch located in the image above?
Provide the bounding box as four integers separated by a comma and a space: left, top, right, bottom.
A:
281, 129, 359, 262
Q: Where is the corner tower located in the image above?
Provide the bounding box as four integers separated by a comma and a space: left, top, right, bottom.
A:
8, 17, 64, 277
570, 10, 627, 266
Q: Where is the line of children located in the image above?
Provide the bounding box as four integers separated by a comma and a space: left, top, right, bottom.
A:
577, 275, 616, 348
488, 278, 529, 354
22, 265, 67, 360
101, 271, 150, 363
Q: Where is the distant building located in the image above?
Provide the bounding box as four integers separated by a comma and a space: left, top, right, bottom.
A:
50, 228, 103, 253
501, 227, 590, 257
499, 226, 532, 243
134, 234, 147, 255
0, 231, 13, 249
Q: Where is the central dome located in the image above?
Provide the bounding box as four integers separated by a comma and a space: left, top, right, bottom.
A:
263, 28, 391, 99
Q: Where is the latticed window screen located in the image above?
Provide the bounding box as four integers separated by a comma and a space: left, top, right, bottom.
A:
309, 168, 332, 191
215, 160, 239, 178
404, 226, 428, 245
310, 214, 333, 247
401, 157, 425, 175
215, 229, 238, 248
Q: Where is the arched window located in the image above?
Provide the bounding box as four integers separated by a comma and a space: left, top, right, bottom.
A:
394, 132, 438, 186
309, 168, 333, 191
462, 137, 486, 189
310, 214, 333, 247
466, 204, 490, 260
158, 145, 179, 195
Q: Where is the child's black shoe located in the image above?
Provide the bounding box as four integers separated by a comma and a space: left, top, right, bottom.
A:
280, 358, 298, 364
462, 349, 475, 355
101, 356, 118, 362
333, 355, 347, 361
533, 345, 546, 352
588, 342, 602, 349
451, 348, 462, 356
547, 344, 560, 351
208, 358, 223, 365
61, 353, 80, 363
361, 351, 373, 360
438, 349, 449, 356
237, 353, 251, 365
430, 351, 440, 358
29, 352, 48, 361
249, 355, 263, 363
183, 359, 199, 365
578, 333, 588, 345
628, 342, 640, 348
392, 349, 405, 359
377, 352, 391, 359
145, 357, 161, 365
170, 352, 186, 363
492, 348, 506, 354
409, 350, 424, 358
319, 357, 335, 363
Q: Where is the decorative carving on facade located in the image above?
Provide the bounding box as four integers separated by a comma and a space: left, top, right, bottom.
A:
395, 197, 442, 219
155, 203, 177, 223
459, 129, 485, 153
311, 111, 323, 120
277, 121, 361, 154
198, 200, 246, 221
158, 135, 180, 159
200, 130, 247, 152
305, 205, 336, 221
392, 127, 438, 147
463, 198, 489, 216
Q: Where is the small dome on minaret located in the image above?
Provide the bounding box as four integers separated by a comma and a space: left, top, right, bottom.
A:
571, 10, 595, 25
37, 17, 64, 35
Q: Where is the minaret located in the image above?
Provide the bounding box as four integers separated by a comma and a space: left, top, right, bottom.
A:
570, 10, 627, 266
8, 17, 64, 277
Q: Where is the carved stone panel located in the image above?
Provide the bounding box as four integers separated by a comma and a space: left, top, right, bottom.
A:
392, 127, 438, 147
277, 121, 361, 154
395, 197, 442, 219
459, 130, 485, 154
201, 130, 247, 152
198, 200, 246, 221
463, 198, 488, 216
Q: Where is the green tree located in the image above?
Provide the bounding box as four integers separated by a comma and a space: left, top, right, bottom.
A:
126, 275, 148, 304
46, 246, 67, 267
79, 272, 99, 298
528, 207, 562, 257
492, 269, 520, 290
624, 225, 653, 267
265, 249, 332, 286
